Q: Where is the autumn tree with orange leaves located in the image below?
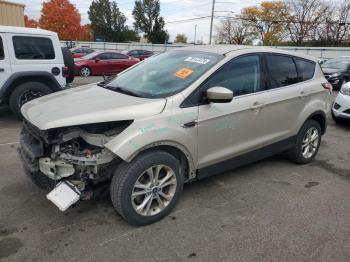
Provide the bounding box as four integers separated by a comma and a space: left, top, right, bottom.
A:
24, 15, 38, 28
39, 0, 83, 40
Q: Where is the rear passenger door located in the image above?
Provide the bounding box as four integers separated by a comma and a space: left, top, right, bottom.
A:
261, 54, 316, 141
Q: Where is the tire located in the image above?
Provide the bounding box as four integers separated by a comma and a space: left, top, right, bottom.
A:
287, 120, 322, 165
9, 82, 52, 119
80, 66, 91, 77
110, 150, 184, 226
61, 47, 75, 83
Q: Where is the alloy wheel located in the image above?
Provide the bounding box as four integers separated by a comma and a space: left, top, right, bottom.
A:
301, 127, 320, 159
131, 165, 177, 216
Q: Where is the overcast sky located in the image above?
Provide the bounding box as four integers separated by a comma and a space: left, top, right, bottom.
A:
17, 0, 276, 43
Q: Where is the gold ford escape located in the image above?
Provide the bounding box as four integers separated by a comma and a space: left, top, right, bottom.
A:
19, 46, 332, 225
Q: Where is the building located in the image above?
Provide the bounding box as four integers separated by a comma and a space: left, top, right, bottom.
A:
0, 0, 25, 27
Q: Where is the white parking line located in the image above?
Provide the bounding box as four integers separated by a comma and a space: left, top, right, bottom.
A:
0, 142, 19, 146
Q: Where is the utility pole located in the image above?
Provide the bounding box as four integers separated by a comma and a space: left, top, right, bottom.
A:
209, 0, 215, 44
194, 25, 198, 45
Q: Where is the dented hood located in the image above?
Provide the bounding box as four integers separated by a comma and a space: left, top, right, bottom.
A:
22, 84, 166, 130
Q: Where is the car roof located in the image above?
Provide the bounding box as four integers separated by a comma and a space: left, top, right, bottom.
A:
173, 45, 317, 62
0, 25, 57, 36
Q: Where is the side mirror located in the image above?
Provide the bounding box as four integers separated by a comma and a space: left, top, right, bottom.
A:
95, 58, 100, 62
206, 87, 233, 103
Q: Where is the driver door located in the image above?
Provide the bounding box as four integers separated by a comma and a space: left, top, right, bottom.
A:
196, 54, 268, 171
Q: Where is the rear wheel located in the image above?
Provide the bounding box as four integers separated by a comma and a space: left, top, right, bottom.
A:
287, 120, 321, 164
80, 67, 91, 77
110, 150, 184, 226
9, 82, 52, 119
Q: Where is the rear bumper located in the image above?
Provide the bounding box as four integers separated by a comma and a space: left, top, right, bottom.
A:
332, 92, 350, 119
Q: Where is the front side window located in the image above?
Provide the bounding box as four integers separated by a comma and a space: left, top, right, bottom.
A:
105, 51, 222, 98
13, 36, 55, 60
295, 58, 316, 81
97, 53, 111, 60
201, 55, 263, 97
267, 55, 298, 88
0, 37, 4, 60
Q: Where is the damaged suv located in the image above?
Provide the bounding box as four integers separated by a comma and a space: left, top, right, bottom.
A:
19, 46, 332, 226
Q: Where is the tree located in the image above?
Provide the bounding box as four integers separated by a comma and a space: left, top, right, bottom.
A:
215, 16, 253, 44
88, 0, 139, 42
132, 0, 169, 44
286, 0, 328, 45
78, 25, 94, 41
24, 15, 38, 28
174, 34, 187, 43
320, 0, 350, 46
39, 0, 82, 40
241, 1, 290, 45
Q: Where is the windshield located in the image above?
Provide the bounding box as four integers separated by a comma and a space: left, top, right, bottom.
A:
104, 50, 223, 98
81, 52, 99, 60
322, 59, 350, 70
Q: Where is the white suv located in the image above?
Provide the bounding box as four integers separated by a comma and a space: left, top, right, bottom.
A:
19, 46, 332, 225
0, 26, 74, 118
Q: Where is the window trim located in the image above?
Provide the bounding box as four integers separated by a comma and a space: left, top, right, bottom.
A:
181, 53, 265, 108
12, 35, 55, 60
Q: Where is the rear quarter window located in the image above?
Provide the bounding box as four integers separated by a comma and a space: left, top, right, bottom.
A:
13, 36, 55, 60
0, 37, 4, 60
294, 58, 316, 81
266, 54, 299, 88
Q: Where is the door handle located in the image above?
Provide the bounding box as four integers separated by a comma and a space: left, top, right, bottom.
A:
181, 120, 197, 128
250, 102, 265, 110
0, 68, 4, 72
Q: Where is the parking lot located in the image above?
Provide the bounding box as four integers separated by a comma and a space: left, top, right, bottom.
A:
0, 77, 350, 262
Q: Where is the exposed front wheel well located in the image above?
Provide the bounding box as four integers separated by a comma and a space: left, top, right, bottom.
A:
308, 112, 327, 135
131, 146, 191, 182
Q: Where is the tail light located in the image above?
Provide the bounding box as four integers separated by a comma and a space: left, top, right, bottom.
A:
62, 66, 70, 78
322, 82, 333, 92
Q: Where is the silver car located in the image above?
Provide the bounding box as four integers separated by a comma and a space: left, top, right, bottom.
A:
19, 46, 332, 225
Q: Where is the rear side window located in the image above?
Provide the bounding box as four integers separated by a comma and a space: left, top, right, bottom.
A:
0, 37, 4, 60
13, 36, 55, 60
110, 53, 128, 59
266, 55, 299, 88
295, 58, 316, 81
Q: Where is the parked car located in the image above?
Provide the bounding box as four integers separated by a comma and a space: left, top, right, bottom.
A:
19, 46, 331, 226
71, 47, 95, 58
0, 26, 74, 118
332, 81, 350, 123
74, 51, 140, 77
126, 50, 154, 60
321, 58, 350, 90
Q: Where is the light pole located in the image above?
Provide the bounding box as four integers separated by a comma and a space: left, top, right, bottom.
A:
209, 0, 215, 44
194, 25, 198, 45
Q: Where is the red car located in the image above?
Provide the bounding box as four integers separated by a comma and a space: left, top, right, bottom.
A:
126, 50, 154, 61
74, 52, 140, 77
71, 47, 95, 58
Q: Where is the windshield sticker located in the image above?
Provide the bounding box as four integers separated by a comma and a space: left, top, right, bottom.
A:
184, 57, 211, 65
175, 67, 193, 79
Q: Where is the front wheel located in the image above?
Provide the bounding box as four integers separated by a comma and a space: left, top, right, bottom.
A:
110, 150, 184, 226
287, 120, 322, 164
